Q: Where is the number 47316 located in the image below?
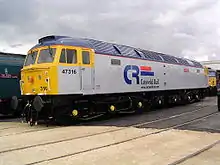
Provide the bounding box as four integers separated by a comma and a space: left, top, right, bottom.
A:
62, 69, 77, 74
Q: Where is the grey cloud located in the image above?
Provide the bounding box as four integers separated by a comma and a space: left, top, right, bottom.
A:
0, 0, 39, 24
183, 0, 218, 14
0, 0, 219, 61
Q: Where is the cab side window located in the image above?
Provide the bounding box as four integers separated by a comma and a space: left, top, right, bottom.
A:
67, 49, 77, 64
82, 51, 90, 64
59, 49, 66, 63
59, 49, 77, 64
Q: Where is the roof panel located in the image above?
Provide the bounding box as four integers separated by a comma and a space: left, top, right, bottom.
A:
34, 35, 203, 68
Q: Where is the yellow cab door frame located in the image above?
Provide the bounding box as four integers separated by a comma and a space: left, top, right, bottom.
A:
78, 47, 95, 93
54, 45, 81, 94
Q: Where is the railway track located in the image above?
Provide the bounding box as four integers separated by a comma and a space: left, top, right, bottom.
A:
0, 120, 59, 137
80, 101, 212, 127
0, 103, 218, 165
168, 139, 220, 165
23, 108, 218, 165
0, 105, 211, 153
0, 100, 209, 136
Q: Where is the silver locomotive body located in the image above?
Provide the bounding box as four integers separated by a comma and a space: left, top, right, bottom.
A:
21, 35, 208, 125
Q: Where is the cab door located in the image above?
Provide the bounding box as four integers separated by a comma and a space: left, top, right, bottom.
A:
80, 49, 95, 93
57, 47, 81, 94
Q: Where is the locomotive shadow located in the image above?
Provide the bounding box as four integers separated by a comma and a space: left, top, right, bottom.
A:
174, 97, 220, 134
39, 99, 211, 126
0, 114, 18, 122
48, 103, 190, 127
69, 97, 220, 134
132, 100, 220, 134
175, 110, 220, 134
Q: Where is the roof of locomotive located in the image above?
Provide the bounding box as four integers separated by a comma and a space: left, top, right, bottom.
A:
30, 35, 203, 68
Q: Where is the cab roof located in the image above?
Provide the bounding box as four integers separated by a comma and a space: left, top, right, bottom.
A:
30, 35, 203, 68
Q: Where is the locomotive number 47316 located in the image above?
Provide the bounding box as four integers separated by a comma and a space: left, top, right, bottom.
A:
62, 69, 77, 74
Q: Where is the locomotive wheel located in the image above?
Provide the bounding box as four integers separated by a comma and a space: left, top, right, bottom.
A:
23, 104, 32, 124
29, 118, 34, 126
150, 96, 164, 110
182, 93, 193, 104
194, 93, 201, 102
135, 101, 144, 114
130, 97, 145, 114
156, 97, 165, 109
28, 107, 38, 127
53, 106, 75, 126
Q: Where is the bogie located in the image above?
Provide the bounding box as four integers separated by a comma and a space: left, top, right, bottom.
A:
21, 88, 206, 125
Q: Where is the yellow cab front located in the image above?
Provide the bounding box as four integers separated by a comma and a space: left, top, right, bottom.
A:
20, 45, 59, 95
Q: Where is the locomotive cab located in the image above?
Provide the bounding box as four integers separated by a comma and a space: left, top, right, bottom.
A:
20, 43, 94, 96
20, 46, 57, 95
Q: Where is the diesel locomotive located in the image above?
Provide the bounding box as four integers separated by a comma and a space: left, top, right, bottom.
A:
0, 52, 26, 116
20, 35, 209, 125
204, 66, 217, 96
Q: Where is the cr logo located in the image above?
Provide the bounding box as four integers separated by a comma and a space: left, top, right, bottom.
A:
124, 65, 140, 84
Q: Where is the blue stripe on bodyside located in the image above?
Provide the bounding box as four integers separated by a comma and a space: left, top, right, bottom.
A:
140, 71, 154, 76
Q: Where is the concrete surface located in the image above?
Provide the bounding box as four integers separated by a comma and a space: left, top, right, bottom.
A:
35, 129, 220, 165
0, 127, 155, 165
0, 97, 219, 165
0, 126, 120, 153
179, 143, 220, 165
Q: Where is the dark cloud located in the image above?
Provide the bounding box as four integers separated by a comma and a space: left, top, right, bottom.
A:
0, 0, 219, 61
0, 0, 38, 24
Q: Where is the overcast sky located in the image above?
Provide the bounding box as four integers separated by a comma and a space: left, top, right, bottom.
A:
0, 0, 219, 61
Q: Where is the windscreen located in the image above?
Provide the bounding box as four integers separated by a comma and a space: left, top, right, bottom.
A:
24, 51, 38, 66
37, 48, 56, 64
